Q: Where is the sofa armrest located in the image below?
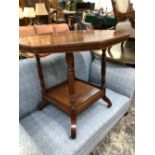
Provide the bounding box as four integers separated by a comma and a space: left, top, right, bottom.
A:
19, 123, 43, 155
90, 58, 135, 98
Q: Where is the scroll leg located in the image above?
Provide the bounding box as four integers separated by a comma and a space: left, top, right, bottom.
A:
71, 110, 76, 139
103, 95, 112, 108
101, 49, 112, 108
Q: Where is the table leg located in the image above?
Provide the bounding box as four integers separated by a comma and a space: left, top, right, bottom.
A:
121, 41, 125, 53
101, 49, 112, 108
35, 54, 47, 110
66, 53, 77, 139
107, 46, 113, 57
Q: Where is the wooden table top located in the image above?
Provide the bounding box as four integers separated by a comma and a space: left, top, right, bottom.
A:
19, 30, 130, 54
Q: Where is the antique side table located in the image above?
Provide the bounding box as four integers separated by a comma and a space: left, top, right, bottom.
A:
19, 30, 129, 139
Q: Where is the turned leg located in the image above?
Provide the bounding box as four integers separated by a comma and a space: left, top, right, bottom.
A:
35, 54, 47, 110
66, 52, 77, 139
101, 49, 112, 108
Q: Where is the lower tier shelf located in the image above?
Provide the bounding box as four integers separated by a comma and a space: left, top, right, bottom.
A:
44, 79, 103, 115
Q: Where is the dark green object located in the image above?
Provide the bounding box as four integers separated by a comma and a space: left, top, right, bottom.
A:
85, 15, 117, 29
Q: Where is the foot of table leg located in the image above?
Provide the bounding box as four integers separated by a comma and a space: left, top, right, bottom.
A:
38, 99, 47, 110
103, 95, 112, 108
71, 116, 76, 139
124, 111, 129, 116
101, 49, 112, 108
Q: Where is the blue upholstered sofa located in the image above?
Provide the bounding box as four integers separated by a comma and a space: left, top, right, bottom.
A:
19, 52, 135, 155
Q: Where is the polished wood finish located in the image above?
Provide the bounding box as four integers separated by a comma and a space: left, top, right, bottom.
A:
19, 30, 130, 54
19, 30, 129, 139
66, 53, 76, 138
44, 80, 103, 115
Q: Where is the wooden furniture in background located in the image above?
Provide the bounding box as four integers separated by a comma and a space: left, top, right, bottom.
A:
111, 0, 135, 28
19, 0, 51, 25
49, 0, 66, 23
19, 30, 129, 139
109, 0, 135, 63
106, 40, 135, 65
63, 10, 77, 30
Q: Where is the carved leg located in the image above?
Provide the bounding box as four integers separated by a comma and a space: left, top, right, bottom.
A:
66, 53, 77, 139
35, 54, 47, 110
101, 49, 112, 108
121, 41, 125, 53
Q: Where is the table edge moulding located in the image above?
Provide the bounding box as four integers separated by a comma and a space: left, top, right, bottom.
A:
19, 30, 130, 139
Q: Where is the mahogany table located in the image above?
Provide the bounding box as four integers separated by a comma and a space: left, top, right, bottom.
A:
19, 30, 129, 139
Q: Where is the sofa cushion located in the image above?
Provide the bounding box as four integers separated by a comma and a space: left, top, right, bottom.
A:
19, 26, 35, 37
34, 24, 54, 34
20, 88, 130, 155
53, 23, 69, 32
19, 58, 41, 119
19, 124, 43, 155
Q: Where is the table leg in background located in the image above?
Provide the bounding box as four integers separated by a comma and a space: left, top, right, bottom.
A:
101, 49, 112, 108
